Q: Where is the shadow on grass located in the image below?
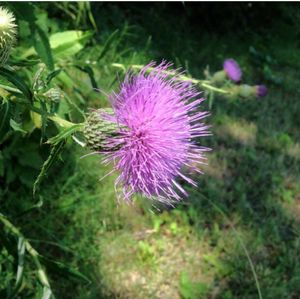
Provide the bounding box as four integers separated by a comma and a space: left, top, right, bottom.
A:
181, 83, 300, 298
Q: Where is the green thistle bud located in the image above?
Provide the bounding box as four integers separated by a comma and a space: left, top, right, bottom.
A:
83, 108, 124, 152
227, 84, 258, 99
0, 7, 17, 66
211, 70, 227, 85
237, 84, 256, 98
43, 88, 63, 103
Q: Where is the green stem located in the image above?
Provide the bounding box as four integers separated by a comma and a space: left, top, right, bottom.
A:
201, 82, 229, 94
0, 214, 53, 294
111, 63, 230, 94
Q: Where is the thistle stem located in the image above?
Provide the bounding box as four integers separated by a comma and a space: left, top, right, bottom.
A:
111, 63, 230, 94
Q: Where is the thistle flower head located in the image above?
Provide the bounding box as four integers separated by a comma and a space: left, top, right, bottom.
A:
87, 62, 210, 204
0, 6, 17, 65
223, 58, 242, 82
256, 85, 268, 97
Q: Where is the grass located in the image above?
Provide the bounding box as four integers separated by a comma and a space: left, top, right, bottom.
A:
3, 3, 300, 299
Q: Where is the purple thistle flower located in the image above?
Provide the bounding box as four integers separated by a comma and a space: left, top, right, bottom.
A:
256, 85, 268, 97
223, 58, 242, 82
101, 62, 210, 204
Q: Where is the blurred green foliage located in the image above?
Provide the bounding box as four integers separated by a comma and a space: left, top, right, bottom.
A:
1, 2, 300, 299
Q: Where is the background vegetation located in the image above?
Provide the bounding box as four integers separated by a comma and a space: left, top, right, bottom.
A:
1, 2, 300, 298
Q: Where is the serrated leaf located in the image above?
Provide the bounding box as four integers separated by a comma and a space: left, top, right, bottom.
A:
47, 124, 83, 146
33, 140, 66, 197
0, 67, 33, 101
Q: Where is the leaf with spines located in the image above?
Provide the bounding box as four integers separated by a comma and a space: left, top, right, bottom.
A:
33, 140, 66, 197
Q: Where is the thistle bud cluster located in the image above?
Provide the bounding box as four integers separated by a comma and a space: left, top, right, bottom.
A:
209, 58, 268, 99
0, 6, 17, 66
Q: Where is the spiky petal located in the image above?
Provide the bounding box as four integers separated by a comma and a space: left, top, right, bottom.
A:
98, 62, 210, 204
0, 6, 17, 65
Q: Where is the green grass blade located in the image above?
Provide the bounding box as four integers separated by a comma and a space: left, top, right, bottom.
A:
98, 29, 119, 60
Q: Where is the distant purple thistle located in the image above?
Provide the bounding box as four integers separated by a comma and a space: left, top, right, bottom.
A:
101, 62, 210, 204
256, 85, 268, 97
223, 58, 242, 82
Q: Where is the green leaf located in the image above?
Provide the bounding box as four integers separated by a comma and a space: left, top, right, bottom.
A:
41, 287, 52, 299
50, 30, 93, 59
13, 237, 26, 296
0, 67, 33, 101
31, 25, 54, 71
46, 69, 62, 85
98, 29, 119, 60
47, 123, 83, 146
33, 140, 66, 197
9, 58, 40, 67
9, 119, 27, 134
